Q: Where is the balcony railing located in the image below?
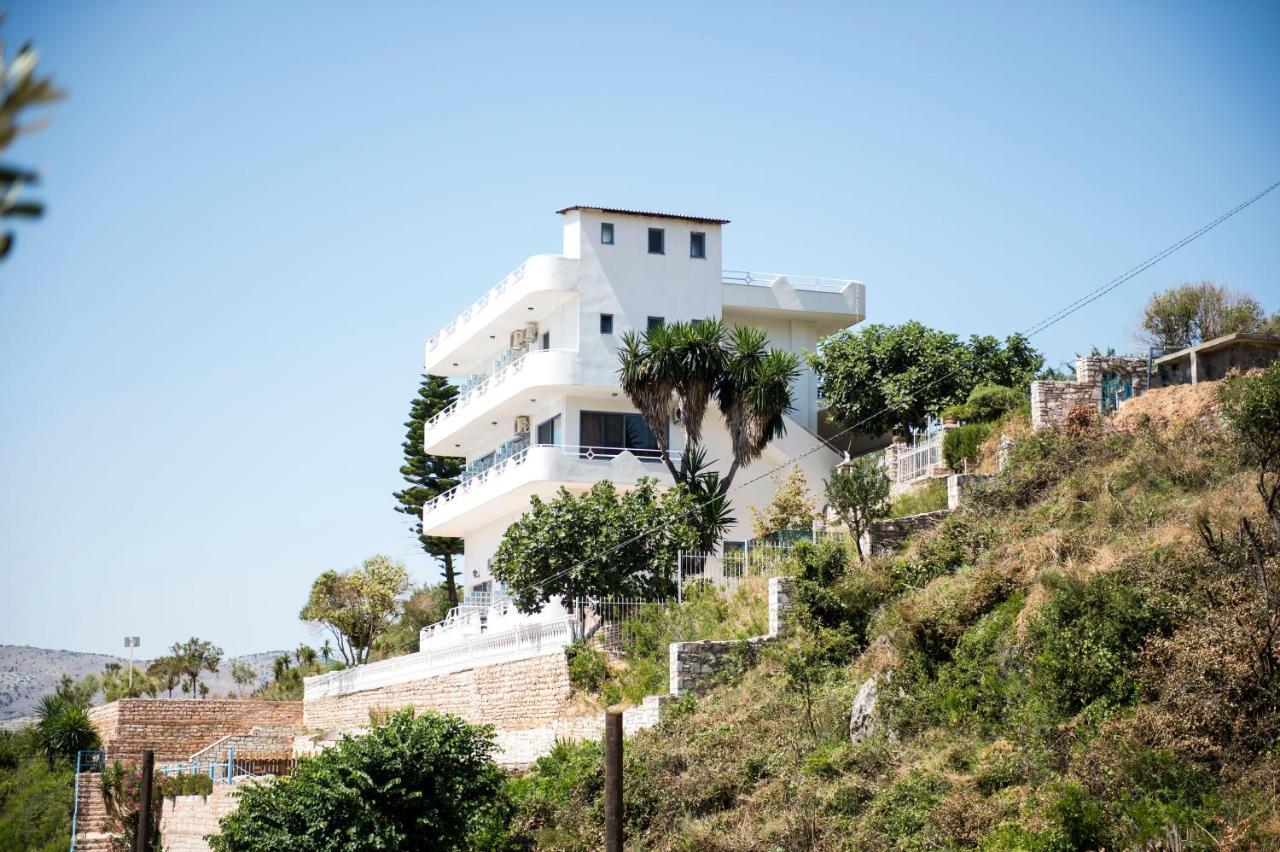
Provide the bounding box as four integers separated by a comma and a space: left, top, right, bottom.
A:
426, 261, 529, 353
425, 349, 573, 436
424, 443, 680, 515
723, 269, 856, 293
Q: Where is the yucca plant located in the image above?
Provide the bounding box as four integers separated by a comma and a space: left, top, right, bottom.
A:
618, 318, 799, 550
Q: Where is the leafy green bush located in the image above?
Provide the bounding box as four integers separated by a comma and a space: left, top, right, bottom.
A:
1029, 573, 1169, 717
943, 421, 995, 471
504, 739, 604, 849
887, 477, 948, 517
156, 771, 213, 799
565, 644, 610, 695
0, 728, 74, 852
210, 709, 502, 851
966, 384, 1026, 422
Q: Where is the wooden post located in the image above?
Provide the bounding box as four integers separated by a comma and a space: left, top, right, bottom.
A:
604, 708, 623, 852
136, 749, 154, 852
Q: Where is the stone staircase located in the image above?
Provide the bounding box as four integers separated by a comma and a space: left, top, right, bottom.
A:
72, 771, 114, 851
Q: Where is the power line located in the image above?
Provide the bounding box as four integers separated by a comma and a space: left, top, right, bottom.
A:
458, 178, 1280, 595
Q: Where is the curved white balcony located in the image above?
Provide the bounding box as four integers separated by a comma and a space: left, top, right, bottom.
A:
722, 269, 865, 336
423, 348, 583, 454
421, 444, 679, 536
425, 254, 580, 376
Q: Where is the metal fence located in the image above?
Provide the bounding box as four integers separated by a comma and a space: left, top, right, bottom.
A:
678, 530, 850, 596
584, 598, 670, 653
894, 431, 945, 484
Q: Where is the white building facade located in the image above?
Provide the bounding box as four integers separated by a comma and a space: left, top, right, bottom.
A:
418, 206, 865, 646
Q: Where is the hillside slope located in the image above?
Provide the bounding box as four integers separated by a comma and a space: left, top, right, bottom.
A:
508, 394, 1280, 849
0, 646, 282, 722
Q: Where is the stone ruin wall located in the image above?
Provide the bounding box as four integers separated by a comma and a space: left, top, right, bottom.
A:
1030, 355, 1148, 431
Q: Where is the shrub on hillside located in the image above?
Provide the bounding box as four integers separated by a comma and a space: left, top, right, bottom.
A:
565, 643, 611, 696
210, 709, 502, 852
887, 477, 947, 517
1028, 572, 1170, 718
943, 422, 994, 472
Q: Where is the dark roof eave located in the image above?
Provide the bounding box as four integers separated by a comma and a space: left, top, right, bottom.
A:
556, 205, 730, 225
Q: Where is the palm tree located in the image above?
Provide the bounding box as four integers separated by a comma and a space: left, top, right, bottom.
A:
618, 318, 799, 550
1, 31, 65, 260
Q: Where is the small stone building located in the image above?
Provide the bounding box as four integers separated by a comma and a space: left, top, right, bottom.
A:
1151, 332, 1280, 386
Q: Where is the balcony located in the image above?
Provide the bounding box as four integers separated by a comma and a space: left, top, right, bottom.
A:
721, 269, 865, 336
423, 348, 584, 454
421, 443, 679, 536
425, 254, 579, 376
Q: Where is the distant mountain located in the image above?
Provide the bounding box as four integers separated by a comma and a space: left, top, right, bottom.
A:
0, 645, 285, 722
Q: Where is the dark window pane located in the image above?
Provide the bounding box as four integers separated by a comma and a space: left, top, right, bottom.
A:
648, 228, 665, 254
600, 313, 614, 334
690, 232, 706, 258
647, 316, 664, 331
601, 223, 614, 245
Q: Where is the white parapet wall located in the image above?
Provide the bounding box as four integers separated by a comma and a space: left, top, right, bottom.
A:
306, 617, 575, 700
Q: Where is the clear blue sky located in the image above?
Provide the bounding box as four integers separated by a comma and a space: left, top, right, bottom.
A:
1, 2, 1277, 657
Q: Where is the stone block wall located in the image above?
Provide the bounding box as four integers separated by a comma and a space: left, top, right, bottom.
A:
88, 699, 303, 762
859, 510, 950, 559
159, 779, 253, 852
188, 725, 298, 762
1031, 354, 1149, 430
768, 576, 796, 638
947, 473, 993, 510
302, 648, 571, 733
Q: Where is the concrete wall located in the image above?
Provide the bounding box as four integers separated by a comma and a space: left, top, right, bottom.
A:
87, 699, 303, 762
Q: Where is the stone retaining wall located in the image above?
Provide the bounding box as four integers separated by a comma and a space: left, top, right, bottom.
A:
303, 648, 571, 733
159, 780, 252, 852
189, 725, 298, 762
859, 510, 950, 559
87, 699, 303, 762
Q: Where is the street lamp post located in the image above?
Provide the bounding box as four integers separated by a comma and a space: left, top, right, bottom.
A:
124, 636, 140, 691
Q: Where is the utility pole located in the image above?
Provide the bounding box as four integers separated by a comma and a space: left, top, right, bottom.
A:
124, 637, 140, 691
604, 708, 623, 852
135, 749, 154, 852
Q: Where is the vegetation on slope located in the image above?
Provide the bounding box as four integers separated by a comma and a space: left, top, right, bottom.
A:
501, 368, 1280, 850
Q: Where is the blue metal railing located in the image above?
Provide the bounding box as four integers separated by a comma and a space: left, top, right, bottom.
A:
70, 749, 105, 852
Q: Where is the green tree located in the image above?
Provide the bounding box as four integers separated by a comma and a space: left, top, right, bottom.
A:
750, 468, 818, 539
99, 662, 160, 701
491, 479, 699, 636
1220, 361, 1280, 532
618, 319, 800, 549
146, 656, 182, 698
394, 375, 465, 611
300, 554, 411, 665
1138, 281, 1266, 350
825, 455, 890, 559
375, 582, 458, 658
210, 709, 502, 852
169, 637, 223, 698
231, 660, 257, 698
1, 27, 64, 260
809, 321, 1043, 437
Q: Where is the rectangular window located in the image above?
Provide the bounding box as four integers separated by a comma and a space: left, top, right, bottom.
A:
599, 313, 614, 334
600, 223, 614, 245
647, 227, 665, 254
579, 411, 664, 460
690, 232, 706, 258
647, 316, 664, 331
536, 414, 561, 446
541, 331, 550, 350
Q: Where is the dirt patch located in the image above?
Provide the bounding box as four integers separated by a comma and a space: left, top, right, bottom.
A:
1111, 381, 1223, 432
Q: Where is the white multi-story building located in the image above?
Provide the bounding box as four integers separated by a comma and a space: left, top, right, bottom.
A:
418, 206, 865, 645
